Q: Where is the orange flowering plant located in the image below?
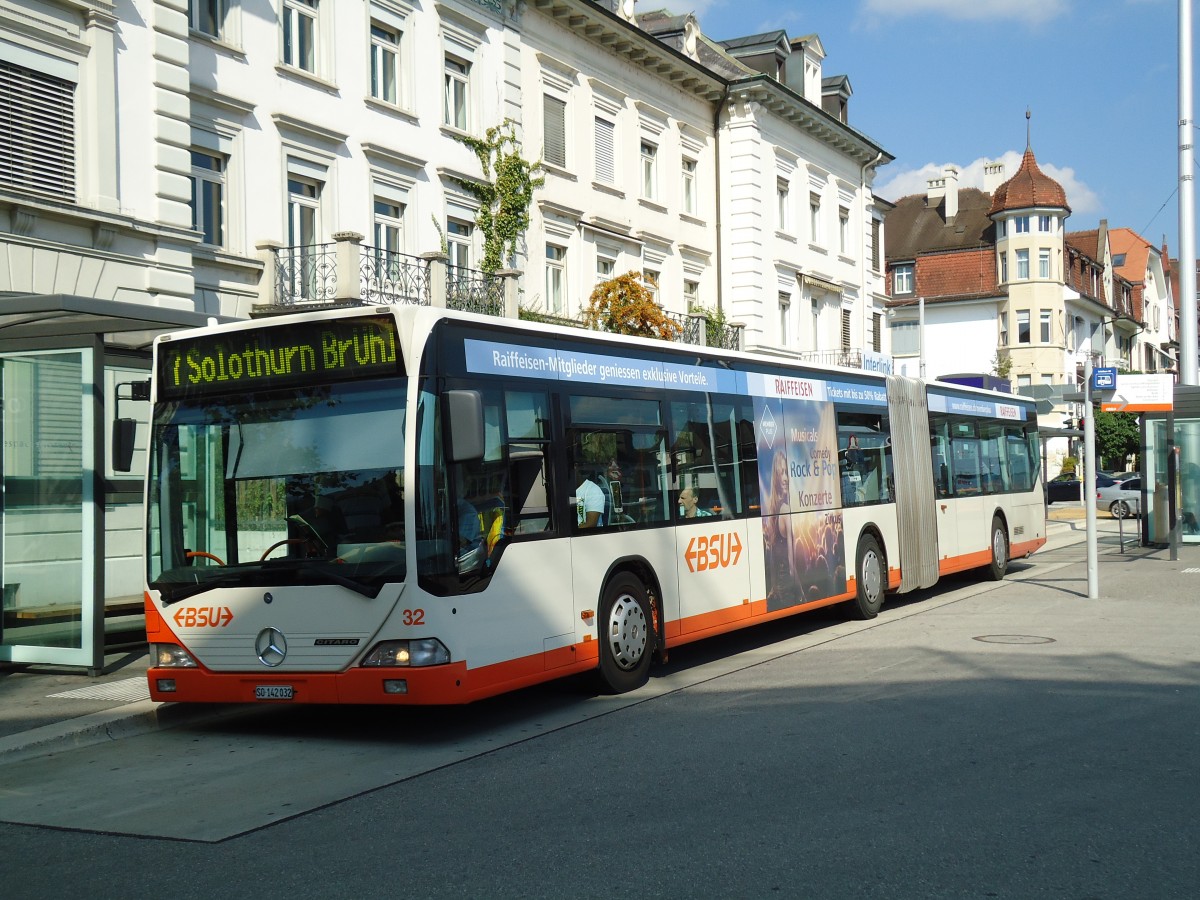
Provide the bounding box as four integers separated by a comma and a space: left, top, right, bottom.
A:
582, 271, 681, 341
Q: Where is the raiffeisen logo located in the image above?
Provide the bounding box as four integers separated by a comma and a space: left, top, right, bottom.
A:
759, 405, 778, 447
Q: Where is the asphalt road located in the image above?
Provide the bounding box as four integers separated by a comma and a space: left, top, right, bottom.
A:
1, 521, 1197, 899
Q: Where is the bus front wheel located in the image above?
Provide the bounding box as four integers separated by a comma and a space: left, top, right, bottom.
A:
848, 534, 884, 620
987, 517, 1009, 581
597, 573, 654, 694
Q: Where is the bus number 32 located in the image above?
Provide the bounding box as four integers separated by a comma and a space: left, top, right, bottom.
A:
403, 609, 425, 626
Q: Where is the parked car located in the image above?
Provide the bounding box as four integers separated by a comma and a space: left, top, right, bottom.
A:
1046, 473, 1081, 502
1097, 476, 1142, 518
1046, 472, 1115, 503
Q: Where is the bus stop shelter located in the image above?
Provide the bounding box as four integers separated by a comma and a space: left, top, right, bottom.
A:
0, 294, 227, 674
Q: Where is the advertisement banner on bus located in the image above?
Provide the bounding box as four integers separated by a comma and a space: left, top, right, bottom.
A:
755, 395, 847, 611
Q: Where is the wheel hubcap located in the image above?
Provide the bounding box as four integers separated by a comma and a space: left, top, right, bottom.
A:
993, 529, 1005, 566
862, 550, 882, 601
607, 594, 648, 670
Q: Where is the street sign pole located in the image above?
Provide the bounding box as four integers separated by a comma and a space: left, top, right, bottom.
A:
1084, 357, 1099, 599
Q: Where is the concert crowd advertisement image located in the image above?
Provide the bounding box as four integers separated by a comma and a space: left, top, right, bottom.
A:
754, 387, 847, 611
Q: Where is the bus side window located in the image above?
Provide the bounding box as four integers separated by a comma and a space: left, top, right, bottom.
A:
670, 395, 754, 518
930, 416, 951, 496
505, 390, 553, 536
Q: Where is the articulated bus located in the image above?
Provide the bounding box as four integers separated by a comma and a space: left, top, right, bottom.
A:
143, 305, 1046, 704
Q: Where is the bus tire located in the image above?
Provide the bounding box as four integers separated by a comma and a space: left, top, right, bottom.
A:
848, 534, 885, 620
987, 517, 1009, 581
597, 573, 654, 694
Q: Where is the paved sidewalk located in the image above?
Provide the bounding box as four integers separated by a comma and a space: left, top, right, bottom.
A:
0, 511, 1177, 760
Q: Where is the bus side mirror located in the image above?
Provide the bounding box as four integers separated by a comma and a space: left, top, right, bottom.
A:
443, 389, 484, 463
112, 379, 150, 473
113, 418, 137, 472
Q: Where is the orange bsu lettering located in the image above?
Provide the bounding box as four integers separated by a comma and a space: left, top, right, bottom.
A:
684, 532, 743, 572
173, 606, 234, 628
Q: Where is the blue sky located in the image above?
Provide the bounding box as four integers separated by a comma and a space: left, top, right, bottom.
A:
679, 0, 1188, 256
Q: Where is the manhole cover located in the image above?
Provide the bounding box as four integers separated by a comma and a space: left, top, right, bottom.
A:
973, 634, 1056, 645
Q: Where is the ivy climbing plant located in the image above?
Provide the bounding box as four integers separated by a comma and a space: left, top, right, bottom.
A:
451, 120, 545, 275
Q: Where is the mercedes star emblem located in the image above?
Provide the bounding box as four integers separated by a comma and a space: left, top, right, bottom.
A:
255, 627, 287, 667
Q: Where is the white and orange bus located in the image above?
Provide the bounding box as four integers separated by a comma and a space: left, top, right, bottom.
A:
143, 305, 1046, 704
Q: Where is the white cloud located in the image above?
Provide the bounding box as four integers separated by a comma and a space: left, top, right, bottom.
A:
862, 0, 1070, 26
876, 151, 1101, 217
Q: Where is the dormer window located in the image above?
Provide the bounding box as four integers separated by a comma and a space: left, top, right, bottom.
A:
892, 263, 913, 295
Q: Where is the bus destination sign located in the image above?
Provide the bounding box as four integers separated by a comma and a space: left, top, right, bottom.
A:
158, 315, 401, 401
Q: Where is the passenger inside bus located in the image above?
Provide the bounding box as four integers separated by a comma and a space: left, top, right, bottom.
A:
455, 490, 483, 574
678, 487, 711, 518
575, 469, 606, 528
285, 477, 346, 556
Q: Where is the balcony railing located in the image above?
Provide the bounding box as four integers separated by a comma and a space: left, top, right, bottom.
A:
794, 348, 864, 369
447, 265, 505, 317
359, 247, 430, 305
256, 232, 744, 351
273, 242, 338, 305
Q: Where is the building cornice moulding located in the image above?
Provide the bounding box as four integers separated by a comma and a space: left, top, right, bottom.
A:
270, 113, 348, 147
530, 0, 725, 103
362, 143, 426, 172
728, 76, 890, 167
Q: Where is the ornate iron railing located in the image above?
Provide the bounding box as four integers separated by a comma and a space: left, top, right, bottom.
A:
663, 310, 703, 345
273, 243, 337, 305
359, 247, 430, 305
447, 265, 504, 316
707, 319, 744, 351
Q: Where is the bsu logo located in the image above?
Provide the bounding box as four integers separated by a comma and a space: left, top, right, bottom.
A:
684, 532, 743, 572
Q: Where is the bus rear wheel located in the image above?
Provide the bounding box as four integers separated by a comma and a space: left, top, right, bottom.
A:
597, 573, 654, 694
848, 534, 884, 620
987, 517, 1009, 581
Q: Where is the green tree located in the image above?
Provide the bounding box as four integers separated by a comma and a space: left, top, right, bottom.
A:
1093, 409, 1139, 470
451, 120, 544, 274
583, 271, 681, 340
991, 352, 1013, 381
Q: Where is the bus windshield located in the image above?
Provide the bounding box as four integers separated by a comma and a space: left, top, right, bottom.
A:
147, 379, 407, 601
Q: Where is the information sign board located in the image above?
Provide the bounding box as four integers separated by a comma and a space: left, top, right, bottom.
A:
1098, 374, 1174, 412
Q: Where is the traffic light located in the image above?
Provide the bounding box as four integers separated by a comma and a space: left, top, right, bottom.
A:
1063, 416, 1074, 429
1078, 417, 1086, 430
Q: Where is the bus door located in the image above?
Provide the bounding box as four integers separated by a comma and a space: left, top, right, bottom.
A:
930, 422, 960, 562
566, 393, 677, 635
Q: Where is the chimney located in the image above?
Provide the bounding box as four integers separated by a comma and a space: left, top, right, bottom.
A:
943, 165, 959, 221
984, 161, 1006, 194
926, 175, 946, 205
926, 166, 959, 222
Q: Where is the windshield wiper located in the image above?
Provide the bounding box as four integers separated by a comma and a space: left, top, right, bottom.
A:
293, 561, 380, 598
155, 572, 245, 605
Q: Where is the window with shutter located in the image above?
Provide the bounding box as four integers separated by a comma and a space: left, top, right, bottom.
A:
0, 61, 76, 201
841, 308, 851, 350
543, 95, 566, 168
594, 116, 615, 183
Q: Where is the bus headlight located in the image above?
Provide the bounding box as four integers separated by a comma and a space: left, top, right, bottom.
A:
152, 644, 198, 668
361, 639, 450, 667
